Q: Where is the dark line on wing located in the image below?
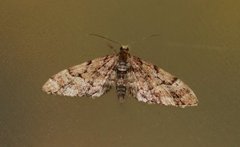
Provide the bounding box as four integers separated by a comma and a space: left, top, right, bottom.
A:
68, 68, 83, 78
103, 55, 111, 61
153, 65, 159, 73
91, 55, 116, 77
87, 60, 92, 65
170, 91, 180, 98
161, 77, 178, 85
172, 77, 178, 83
133, 56, 143, 65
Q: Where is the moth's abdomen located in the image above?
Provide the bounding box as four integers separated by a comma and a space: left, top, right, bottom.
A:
116, 61, 129, 99
116, 82, 126, 98
117, 61, 128, 72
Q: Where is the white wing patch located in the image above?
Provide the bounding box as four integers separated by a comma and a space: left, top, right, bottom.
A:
42, 55, 117, 97
128, 56, 198, 108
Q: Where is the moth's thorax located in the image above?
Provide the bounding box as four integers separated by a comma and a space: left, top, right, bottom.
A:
117, 45, 130, 71
119, 45, 130, 61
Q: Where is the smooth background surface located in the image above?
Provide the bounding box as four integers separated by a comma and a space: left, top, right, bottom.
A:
1, 0, 240, 147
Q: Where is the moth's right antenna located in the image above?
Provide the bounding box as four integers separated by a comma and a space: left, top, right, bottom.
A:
89, 34, 122, 46
130, 34, 161, 46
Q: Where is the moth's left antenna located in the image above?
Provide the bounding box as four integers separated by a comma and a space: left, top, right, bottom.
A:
89, 34, 122, 46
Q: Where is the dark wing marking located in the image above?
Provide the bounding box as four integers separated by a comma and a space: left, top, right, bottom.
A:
128, 56, 198, 108
42, 55, 117, 97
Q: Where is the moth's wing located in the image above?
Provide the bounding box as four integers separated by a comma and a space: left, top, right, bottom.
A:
42, 55, 117, 97
128, 56, 198, 108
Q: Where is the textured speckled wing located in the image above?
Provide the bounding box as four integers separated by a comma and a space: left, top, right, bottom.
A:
42, 55, 117, 97
128, 56, 198, 108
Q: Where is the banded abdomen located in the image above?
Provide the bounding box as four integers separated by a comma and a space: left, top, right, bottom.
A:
116, 61, 129, 99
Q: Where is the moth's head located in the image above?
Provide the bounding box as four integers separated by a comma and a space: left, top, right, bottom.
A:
120, 45, 129, 53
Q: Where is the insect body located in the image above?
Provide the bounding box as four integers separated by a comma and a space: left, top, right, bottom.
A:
116, 46, 130, 99
42, 45, 198, 108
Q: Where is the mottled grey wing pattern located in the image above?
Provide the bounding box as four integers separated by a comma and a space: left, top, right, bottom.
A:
42, 55, 117, 97
128, 56, 198, 107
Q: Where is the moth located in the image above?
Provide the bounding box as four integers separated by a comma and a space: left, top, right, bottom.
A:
42, 35, 198, 108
